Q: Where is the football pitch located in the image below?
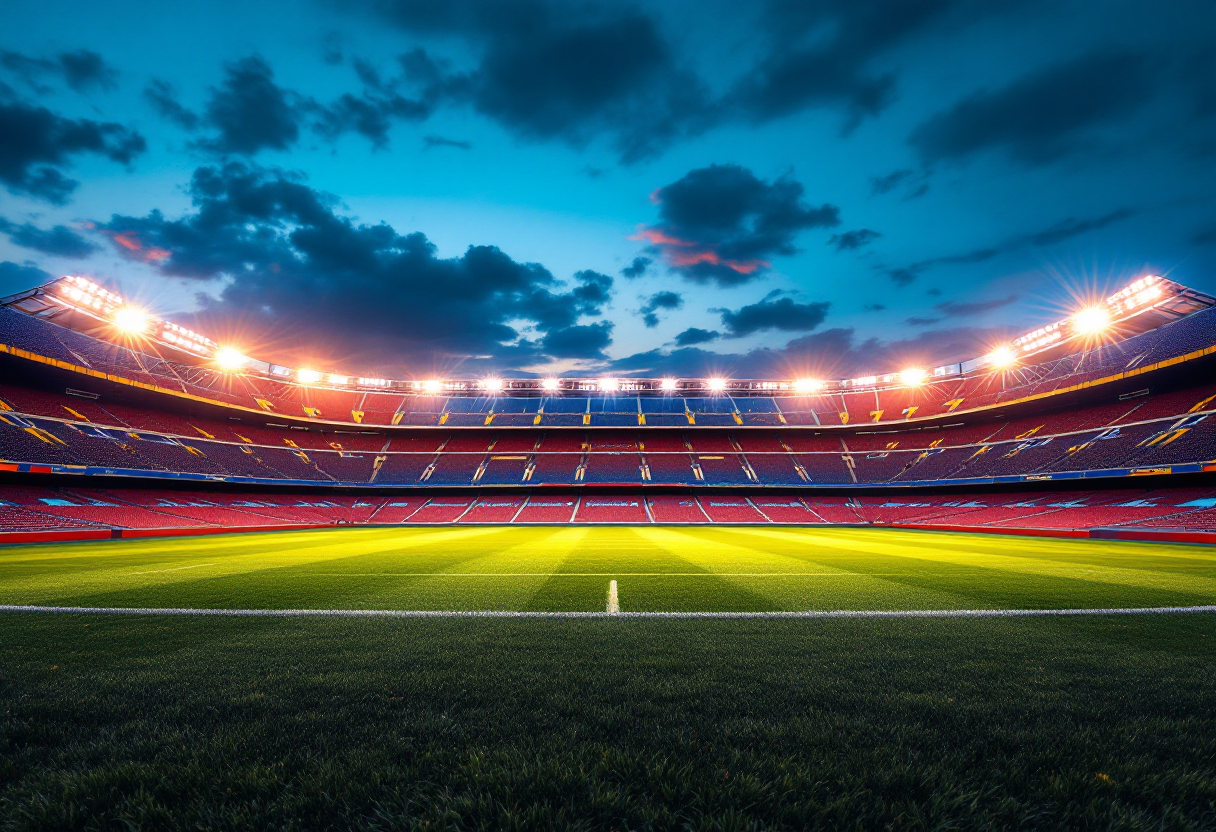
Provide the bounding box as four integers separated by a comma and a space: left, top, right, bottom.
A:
1, 524, 1214, 613
3, 526, 1215, 829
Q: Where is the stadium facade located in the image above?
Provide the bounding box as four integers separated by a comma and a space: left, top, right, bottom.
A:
2, 273, 1215, 540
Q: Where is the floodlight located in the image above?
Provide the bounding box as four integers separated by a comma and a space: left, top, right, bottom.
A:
1072, 306, 1111, 334
987, 345, 1017, 368
112, 306, 150, 334
599, 377, 619, 392
541, 377, 560, 391
214, 346, 248, 371
707, 377, 727, 392
899, 367, 926, 386
794, 378, 823, 394
297, 368, 322, 384
482, 378, 503, 392
423, 379, 442, 394
660, 378, 678, 391
328, 374, 349, 385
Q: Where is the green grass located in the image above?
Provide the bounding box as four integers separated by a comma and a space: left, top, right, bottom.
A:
1, 525, 1214, 612
2, 614, 1215, 830
1, 527, 1214, 829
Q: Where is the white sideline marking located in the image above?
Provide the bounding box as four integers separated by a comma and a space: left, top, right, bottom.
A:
1, 604, 1213, 619
607, 580, 620, 614
130, 563, 216, 575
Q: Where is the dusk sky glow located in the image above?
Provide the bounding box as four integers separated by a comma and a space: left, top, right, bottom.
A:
1, 0, 1213, 380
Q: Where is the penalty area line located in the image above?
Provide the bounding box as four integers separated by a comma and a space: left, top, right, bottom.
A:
0, 604, 1214, 619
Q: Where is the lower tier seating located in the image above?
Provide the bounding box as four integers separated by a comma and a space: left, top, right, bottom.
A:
5, 485, 1216, 533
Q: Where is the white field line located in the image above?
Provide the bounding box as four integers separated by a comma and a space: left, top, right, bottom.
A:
1, 604, 1213, 619
607, 580, 620, 614
129, 563, 216, 575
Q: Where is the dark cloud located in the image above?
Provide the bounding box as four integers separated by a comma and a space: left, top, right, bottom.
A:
638, 164, 840, 286
863, 303, 885, 311
727, 0, 1009, 130
1028, 208, 1134, 247
870, 169, 912, 195
883, 207, 1136, 284
57, 50, 119, 92
673, 327, 719, 346
0, 216, 97, 258
717, 294, 830, 338
620, 256, 650, 279
539, 321, 613, 359
906, 316, 940, 326
0, 101, 145, 203
910, 50, 1160, 165
0, 49, 117, 93
884, 246, 999, 285
829, 228, 881, 252
423, 134, 471, 150
608, 323, 1014, 379
571, 269, 613, 312
369, 1, 713, 162
312, 58, 431, 148
934, 294, 1018, 318
639, 290, 682, 327
196, 56, 303, 155
93, 161, 616, 370
0, 260, 52, 297
144, 79, 200, 130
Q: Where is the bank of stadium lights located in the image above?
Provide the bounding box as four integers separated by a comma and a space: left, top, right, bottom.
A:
214, 346, 248, 371
1071, 306, 1112, 335
47, 273, 1178, 395
111, 306, 150, 335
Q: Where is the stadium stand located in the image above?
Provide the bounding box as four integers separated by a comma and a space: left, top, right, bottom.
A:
4, 273, 1216, 538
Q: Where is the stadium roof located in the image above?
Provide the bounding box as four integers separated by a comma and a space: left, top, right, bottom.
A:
2, 274, 1213, 397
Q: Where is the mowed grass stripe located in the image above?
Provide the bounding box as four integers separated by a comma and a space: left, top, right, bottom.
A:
662, 526, 979, 611
0, 526, 1212, 612
727, 526, 1216, 596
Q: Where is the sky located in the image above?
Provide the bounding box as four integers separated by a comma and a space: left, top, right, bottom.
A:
1, 0, 1213, 381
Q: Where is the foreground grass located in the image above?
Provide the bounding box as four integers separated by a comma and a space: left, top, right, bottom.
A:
2, 613, 1214, 830
2, 525, 1214, 612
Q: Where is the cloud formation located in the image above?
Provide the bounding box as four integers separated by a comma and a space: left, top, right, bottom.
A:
639, 290, 682, 327
637, 164, 840, 286
910, 50, 1160, 165
608, 322, 1015, 380
717, 293, 831, 338
829, 228, 881, 252
94, 162, 618, 371
673, 327, 719, 346
370, 0, 713, 162
0, 260, 51, 297
0, 49, 118, 93
196, 56, 303, 155
0, 100, 145, 203
0, 216, 98, 258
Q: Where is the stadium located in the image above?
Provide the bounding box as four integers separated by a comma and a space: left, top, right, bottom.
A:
3, 272, 1215, 541
3, 271, 1216, 826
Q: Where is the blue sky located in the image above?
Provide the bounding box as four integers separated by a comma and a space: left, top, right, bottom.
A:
1, 0, 1213, 380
